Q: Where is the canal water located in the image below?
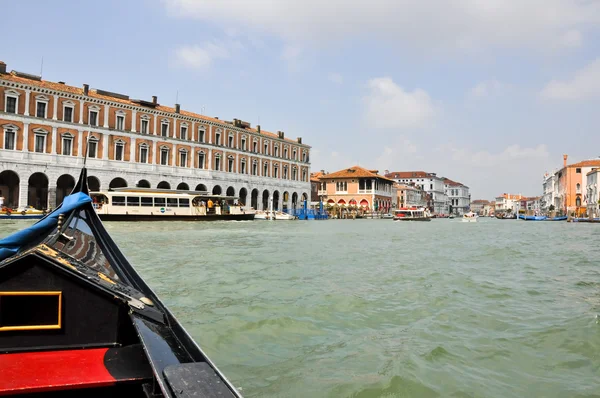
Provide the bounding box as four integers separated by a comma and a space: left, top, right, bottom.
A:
2, 218, 600, 397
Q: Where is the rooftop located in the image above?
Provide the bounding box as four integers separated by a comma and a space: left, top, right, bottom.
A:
321, 166, 395, 182
385, 171, 434, 179
0, 62, 307, 146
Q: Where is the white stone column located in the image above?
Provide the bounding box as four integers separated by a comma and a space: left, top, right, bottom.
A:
153, 115, 157, 135
24, 90, 30, 116
209, 126, 213, 144
173, 120, 177, 138
79, 101, 84, 124
103, 105, 109, 128
51, 127, 57, 154
77, 130, 83, 158
103, 133, 109, 159
131, 110, 137, 133
18, 178, 28, 208
208, 149, 212, 170
52, 95, 58, 120
152, 141, 157, 164
130, 137, 136, 162
172, 146, 176, 167
191, 121, 196, 141
22, 123, 29, 152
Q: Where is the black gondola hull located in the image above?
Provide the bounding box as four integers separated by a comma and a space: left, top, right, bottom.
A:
97, 213, 255, 221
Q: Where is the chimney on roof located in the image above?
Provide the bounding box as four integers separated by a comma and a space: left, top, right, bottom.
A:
297, 137, 302, 144
563, 154, 568, 168
83, 84, 89, 96
385, 169, 389, 175
0, 61, 6, 74
257, 125, 261, 133
58, 81, 65, 84
175, 103, 180, 114
152, 96, 157, 104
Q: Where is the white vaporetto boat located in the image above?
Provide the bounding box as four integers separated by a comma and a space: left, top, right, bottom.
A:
91, 188, 255, 221
393, 207, 431, 221
462, 212, 478, 222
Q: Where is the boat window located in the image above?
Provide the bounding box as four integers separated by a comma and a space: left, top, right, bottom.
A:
126, 197, 140, 206
154, 197, 166, 207
141, 197, 153, 207
113, 196, 126, 206
179, 198, 190, 207
167, 198, 179, 207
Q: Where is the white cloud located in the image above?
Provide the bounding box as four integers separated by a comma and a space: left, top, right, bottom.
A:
469, 79, 509, 98
173, 41, 232, 70
163, 0, 600, 52
328, 73, 343, 85
540, 58, 600, 101
362, 77, 435, 129
555, 29, 583, 49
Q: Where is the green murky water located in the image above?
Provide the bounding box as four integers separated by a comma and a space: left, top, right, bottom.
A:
2, 218, 600, 397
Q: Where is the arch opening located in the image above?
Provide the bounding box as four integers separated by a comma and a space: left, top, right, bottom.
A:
0, 170, 20, 208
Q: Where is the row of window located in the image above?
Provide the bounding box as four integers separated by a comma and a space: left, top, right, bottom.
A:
111, 197, 190, 208
2, 127, 308, 180
3, 91, 309, 162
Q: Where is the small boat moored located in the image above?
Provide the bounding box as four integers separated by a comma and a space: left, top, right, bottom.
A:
0, 168, 242, 397
518, 214, 548, 221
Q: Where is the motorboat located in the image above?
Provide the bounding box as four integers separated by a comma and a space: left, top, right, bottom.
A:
0, 168, 242, 397
462, 212, 478, 222
518, 214, 547, 221
254, 210, 296, 220
0, 206, 46, 220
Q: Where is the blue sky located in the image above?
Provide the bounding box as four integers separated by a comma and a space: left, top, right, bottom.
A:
3, 0, 599, 199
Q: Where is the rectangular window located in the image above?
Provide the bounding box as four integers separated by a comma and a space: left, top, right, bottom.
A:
198, 153, 205, 169
141, 119, 149, 134
430, 184, 433, 190
241, 161, 246, 174
293, 169, 297, 180
180, 152, 187, 167
228, 135, 234, 148
274, 146, 279, 157
64, 106, 73, 122
576, 168, 581, 173
154, 197, 166, 207
180, 126, 187, 140
228, 157, 234, 172
284, 168, 288, 179
89, 110, 98, 126
179, 198, 190, 207
167, 198, 178, 207
264, 163, 268, 176
293, 150, 297, 160
126, 197, 140, 206
253, 141, 258, 153
198, 129, 205, 142
36, 102, 47, 118
139, 146, 148, 163
252, 163, 257, 175
215, 157, 221, 171
141, 197, 153, 207
264, 143, 268, 155
116, 115, 125, 130
5, 96, 17, 113
284, 148, 288, 159
62, 137, 72, 156
115, 142, 124, 161
215, 133, 221, 146
241, 138, 246, 151
88, 140, 97, 158
160, 149, 169, 165
274, 167, 278, 178
35, 135, 45, 153
161, 123, 169, 137
113, 196, 126, 206
4, 130, 15, 150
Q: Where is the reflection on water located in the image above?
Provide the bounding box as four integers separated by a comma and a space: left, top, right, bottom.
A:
2, 218, 600, 397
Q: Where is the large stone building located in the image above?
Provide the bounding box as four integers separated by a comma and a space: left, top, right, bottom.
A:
0, 60, 311, 211
393, 183, 427, 208
385, 171, 449, 214
547, 155, 600, 216
443, 178, 470, 215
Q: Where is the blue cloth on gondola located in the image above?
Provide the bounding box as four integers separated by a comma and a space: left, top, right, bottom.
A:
0, 192, 92, 262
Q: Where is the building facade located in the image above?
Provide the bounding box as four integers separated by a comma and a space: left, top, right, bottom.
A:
0, 61, 311, 211
317, 166, 394, 212
551, 155, 600, 216
444, 178, 470, 215
385, 171, 448, 214
587, 168, 599, 218
494, 193, 523, 213
470, 199, 490, 215
393, 183, 427, 208
541, 171, 556, 212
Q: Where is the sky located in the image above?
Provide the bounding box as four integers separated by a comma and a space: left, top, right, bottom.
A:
2, 0, 600, 199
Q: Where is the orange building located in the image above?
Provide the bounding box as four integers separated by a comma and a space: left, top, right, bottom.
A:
316, 166, 394, 212
554, 155, 600, 215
